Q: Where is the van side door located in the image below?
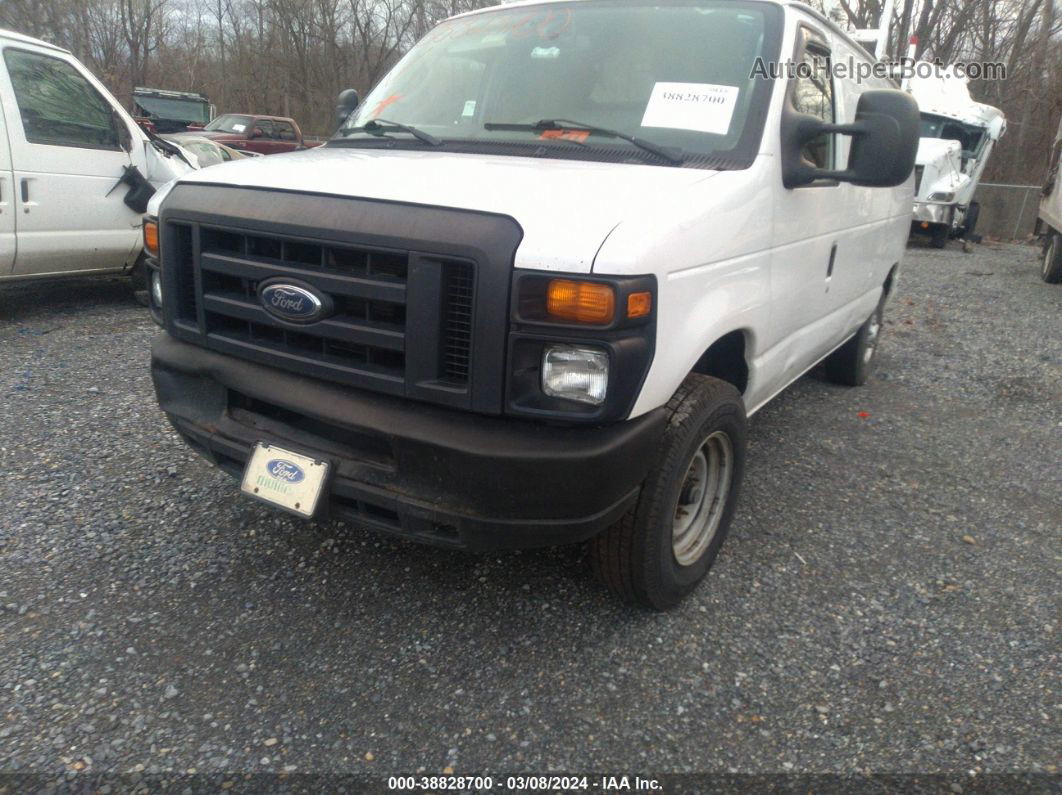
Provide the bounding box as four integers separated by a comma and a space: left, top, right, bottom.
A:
768, 25, 841, 378
0, 45, 141, 277
824, 39, 899, 341
0, 93, 14, 273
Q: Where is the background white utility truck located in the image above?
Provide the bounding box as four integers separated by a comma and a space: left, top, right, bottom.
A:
906, 64, 1006, 248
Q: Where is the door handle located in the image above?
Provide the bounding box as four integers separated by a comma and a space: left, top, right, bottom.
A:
826, 243, 837, 279
20, 178, 28, 203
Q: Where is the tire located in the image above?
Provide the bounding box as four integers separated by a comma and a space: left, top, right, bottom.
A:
1042, 230, 1062, 284
824, 294, 884, 386
130, 253, 150, 307
590, 375, 747, 610
962, 202, 980, 240
929, 223, 949, 249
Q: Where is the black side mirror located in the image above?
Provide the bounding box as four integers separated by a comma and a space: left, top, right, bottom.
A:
335, 89, 360, 132
782, 89, 919, 189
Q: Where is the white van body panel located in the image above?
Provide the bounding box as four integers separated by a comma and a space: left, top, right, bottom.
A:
610, 8, 910, 417
0, 28, 194, 280
177, 147, 719, 274
0, 92, 14, 272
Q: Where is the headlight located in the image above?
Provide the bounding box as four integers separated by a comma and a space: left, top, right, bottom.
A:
151, 270, 163, 307
928, 191, 955, 202
542, 345, 609, 405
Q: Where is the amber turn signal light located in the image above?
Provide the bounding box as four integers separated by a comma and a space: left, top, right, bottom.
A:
627, 291, 652, 319
546, 279, 615, 324
143, 220, 159, 257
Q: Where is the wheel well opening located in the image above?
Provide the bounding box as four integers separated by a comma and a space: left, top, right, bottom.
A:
883, 264, 898, 297
691, 331, 749, 395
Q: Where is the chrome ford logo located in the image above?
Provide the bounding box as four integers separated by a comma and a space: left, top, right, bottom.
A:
259, 281, 329, 323
266, 459, 305, 483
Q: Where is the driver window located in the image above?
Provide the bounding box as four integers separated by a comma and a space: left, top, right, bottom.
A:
3, 48, 121, 150
792, 35, 834, 170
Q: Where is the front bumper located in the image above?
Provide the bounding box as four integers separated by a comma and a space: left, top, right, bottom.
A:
912, 201, 953, 225
151, 335, 666, 551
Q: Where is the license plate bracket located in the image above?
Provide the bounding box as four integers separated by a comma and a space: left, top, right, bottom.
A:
240, 442, 329, 519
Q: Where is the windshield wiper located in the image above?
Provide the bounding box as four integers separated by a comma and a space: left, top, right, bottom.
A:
338, 118, 441, 146
483, 118, 684, 165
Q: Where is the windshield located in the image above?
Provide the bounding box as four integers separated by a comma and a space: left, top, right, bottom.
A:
205, 114, 253, 133
134, 95, 210, 124
335, 1, 777, 167
920, 113, 987, 158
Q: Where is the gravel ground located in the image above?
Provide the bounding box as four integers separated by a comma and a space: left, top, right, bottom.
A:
0, 240, 1059, 785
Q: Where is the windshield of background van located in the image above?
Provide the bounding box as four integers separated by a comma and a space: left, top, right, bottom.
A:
337, 2, 771, 164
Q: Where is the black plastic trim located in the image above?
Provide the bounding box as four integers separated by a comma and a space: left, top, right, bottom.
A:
506, 271, 657, 422
151, 334, 666, 549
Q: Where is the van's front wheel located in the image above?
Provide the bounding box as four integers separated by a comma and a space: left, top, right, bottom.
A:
590, 375, 746, 610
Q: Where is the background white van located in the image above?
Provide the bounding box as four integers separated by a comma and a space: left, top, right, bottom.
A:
0, 28, 194, 296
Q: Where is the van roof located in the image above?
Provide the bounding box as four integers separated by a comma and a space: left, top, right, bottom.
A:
450, 0, 878, 65
0, 27, 70, 54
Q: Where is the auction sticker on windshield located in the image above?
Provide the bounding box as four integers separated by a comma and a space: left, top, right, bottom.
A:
641, 82, 739, 135
240, 443, 329, 518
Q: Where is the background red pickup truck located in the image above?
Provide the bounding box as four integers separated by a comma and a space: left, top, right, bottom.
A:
192, 113, 323, 155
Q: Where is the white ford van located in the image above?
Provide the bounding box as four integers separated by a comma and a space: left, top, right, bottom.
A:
146, 0, 918, 608
0, 28, 194, 296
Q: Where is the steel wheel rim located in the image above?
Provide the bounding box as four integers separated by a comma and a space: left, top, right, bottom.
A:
672, 430, 733, 567
1046, 237, 1057, 277
863, 312, 881, 365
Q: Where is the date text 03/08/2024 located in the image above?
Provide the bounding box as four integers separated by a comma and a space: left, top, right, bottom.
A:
387, 775, 662, 791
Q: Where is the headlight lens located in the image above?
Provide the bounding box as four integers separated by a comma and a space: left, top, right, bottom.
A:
542, 344, 609, 405
151, 270, 163, 307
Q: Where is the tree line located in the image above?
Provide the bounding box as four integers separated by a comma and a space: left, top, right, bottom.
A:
1, 0, 1058, 183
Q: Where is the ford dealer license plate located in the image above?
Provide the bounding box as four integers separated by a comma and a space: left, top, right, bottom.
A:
240, 443, 329, 518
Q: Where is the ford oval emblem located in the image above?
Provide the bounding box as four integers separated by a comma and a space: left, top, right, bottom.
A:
259, 281, 330, 324
266, 459, 305, 484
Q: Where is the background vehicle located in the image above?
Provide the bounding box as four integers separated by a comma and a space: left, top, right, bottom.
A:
132, 87, 213, 134
146, 0, 917, 609
196, 113, 321, 154
162, 133, 255, 168
906, 64, 1006, 248
1036, 115, 1062, 283
0, 28, 195, 294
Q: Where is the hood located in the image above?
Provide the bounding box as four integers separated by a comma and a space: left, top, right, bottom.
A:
915, 137, 962, 168
914, 138, 967, 201
193, 131, 239, 142
171, 147, 719, 272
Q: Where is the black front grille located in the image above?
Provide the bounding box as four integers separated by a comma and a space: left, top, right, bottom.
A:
164, 222, 477, 406
442, 262, 473, 384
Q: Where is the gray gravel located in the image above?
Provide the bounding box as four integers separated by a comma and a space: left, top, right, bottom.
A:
0, 240, 1059, 781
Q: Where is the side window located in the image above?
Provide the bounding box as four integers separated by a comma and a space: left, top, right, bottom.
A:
254, 120, 276, 139
3, 48, 120, 150
274, 121, 296, 141
791, 36, 834, 170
